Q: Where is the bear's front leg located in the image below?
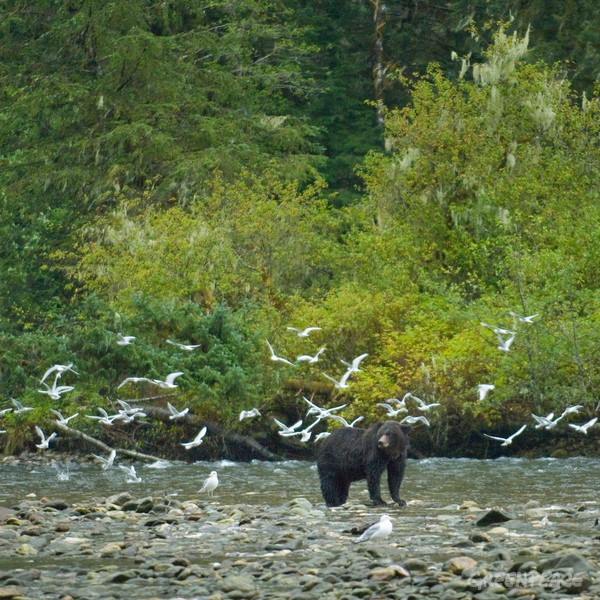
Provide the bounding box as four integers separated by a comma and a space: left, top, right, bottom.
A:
366, 464, 387, 506
388, 458, 407, 506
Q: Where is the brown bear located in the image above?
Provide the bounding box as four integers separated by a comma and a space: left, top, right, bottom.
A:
316, 421, 409, 507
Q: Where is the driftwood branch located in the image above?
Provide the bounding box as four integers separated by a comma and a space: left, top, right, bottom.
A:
55, 422, 161, 463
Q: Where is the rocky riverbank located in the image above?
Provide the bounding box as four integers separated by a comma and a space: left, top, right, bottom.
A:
1, 486, 598, 599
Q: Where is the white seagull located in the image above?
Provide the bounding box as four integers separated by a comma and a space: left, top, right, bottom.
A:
377, 403, 408, 418
400, 415, 430, 427
322, 370, 352, 389
314, 431, 331, 442
340, 353, 369, 373
508, 311, 539, 323
266, 340, 295, 366
119, 464, 142, 483
50, 409, 79, 426
287, 326, 322, 338
37, 381, 75, 400
35, 426, 57, 450
409, 394, 441, 412
497, 332, 516, 352
239, 408, 261, 421
200, 471, 219, 495
117, 376, 154, 390
167, 402, 190, 420
329, 415, 365, 428
166, 339, 201, 351
483, 424, 527, 446
0, 408, 12, 417
40, 362, 78, 384
93, 449, 116, 470
10, 398, 33, 414
568, 417, 598, 435
296, 347, 326, 364
480, 322, 516, 336
151, 372, 185, 389
116, 333, 136, 346
478, 384, 495, 401
354, 515, 393, 544
531, 412, 558, 430
181, 426, 207, 449
302, 396, 347, 419
87, 407, 118, 426
273, 418, 303, 435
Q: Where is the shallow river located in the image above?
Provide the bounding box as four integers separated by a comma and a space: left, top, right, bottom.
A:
1, 455, 597, 508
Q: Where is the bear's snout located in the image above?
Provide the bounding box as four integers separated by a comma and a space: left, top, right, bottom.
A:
377, 435, 389, 448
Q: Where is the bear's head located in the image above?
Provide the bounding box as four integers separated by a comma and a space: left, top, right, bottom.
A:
376, 421, 409, 458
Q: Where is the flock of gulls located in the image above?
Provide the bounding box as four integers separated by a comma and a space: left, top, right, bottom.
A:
0, 309, 598, 504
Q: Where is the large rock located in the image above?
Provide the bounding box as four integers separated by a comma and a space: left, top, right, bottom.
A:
476, 508, 516, 527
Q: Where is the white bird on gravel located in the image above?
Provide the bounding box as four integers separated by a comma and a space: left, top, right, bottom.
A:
239, 408, 261, 421
181, 427, 207, 450
50, 409, 79, 426
483, 424, 527, 446
568, 417, 598, 435
116, 333, 136, 346
266, 340, 295, 366
166, 339, 201, 351
200, 471, 219, 495
167, 402, 190, 420
35, 426, 57, 450
93, 449, 116, 470
287, 326, 321, 338
119, 464, 142, 483
354, 515, 393, 544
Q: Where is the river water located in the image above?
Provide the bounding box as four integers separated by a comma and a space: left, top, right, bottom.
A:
1, 455, 597, 508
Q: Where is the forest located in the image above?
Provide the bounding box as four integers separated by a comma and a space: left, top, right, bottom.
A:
1, 0, 600, 459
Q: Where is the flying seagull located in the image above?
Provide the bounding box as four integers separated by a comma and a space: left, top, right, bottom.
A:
200, 471, 219, 495
497, 332, 516, 352
151, 372, 185, 389
181, 426, 207, 449
354, 514, 393, 544
87, 407, 118, 426
37, 381, 75, 400
35, 426, 57, 450
340, 353, 369, 373
483, 424, 527, 446
273, 418, 303, 435
531, 412, 558, 430
167, 402, 189, 420
477, 384, 495, 401
287, 326, 321, 338
377, 403, 408, 418
40, 362, 78, 384
508, 311, 539, 323
166, 339, 201, 351
93, 449, 116, 470
568, 417, 598, 435
400, 415, 431, 427
117, 376, 154, 390
119, 464, 142, 483
296, 347, 326, 364
239, 408, 261, 421
116, 333, 136, 346
10, 398, 33, 414
50, 409, 79, 426
409, 394, 441, 412
266, 340, 295, 366
322, 370, 353, 389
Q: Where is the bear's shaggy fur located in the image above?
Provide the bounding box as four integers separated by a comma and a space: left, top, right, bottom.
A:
316, 421, 409, 507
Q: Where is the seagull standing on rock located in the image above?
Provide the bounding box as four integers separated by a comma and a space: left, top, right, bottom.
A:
200, 471, 219, 495
354, 515, 393, 544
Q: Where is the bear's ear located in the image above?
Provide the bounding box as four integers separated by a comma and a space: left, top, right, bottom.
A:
400, 425, 411, 435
